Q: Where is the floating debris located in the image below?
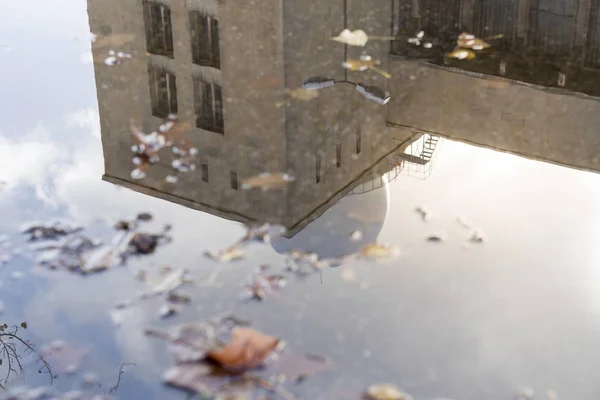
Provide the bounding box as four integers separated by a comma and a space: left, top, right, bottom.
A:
364, 384, 413, 400
242, 267, 288, 301
127, 232, 170, 255
152, 269, 192, 295
332, 29, 369, 46
350, 230, 363, 241
21, 220, 83, 241
165, 175, 178, 184
159, 305, 179, 319
80, 245, 117, 273
360, 243, 399, 259
407, 30, 425, 46
342, 55, 391, 79
457, 32, 503, 50
167, 291, 192, 304
207, 327, 280, 371
447, 49, 476, 60
136, 212, 153, 221
205, 246, 246, 263
415, 206, 431, 221
331, 29, 396, 47
469, 230, 486, 243
426, 232, 447, 242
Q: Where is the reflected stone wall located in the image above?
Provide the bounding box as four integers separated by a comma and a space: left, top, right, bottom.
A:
387, 60, 600, 173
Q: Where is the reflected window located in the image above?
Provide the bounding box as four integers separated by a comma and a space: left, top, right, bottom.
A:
148, 66, 177, 118
201, 163, 209, 182
194, 79, 224, 134
230, 170, 238, 190
189, 12, 220, 68
356, 125, 362, 154
143, 1, 174, 58
316, 154, 322, 183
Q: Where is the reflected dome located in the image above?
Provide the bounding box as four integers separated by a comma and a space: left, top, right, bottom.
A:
271, 175, 390, 259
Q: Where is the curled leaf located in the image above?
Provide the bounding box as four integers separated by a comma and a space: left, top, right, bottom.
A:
207, 327, 280, 372
364, 384, 413, 400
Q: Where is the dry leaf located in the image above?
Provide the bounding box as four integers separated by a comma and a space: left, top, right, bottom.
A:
207, 327, 280, 372
205, 246, 246, 262
415, 206, 431, 221
343, 55, 391, 79
331, 29, 369, 46
364, 384, 413, 400
447, 49, 476, 60
360, 243, 399, 259
241, 173, 295, 190
286, 88, 319, 101
152, 269, 189, 294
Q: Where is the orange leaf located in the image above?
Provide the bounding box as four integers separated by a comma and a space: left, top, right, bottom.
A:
207, 327, 279, 372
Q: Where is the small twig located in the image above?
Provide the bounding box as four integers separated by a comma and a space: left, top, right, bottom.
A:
109, 363, 137, 394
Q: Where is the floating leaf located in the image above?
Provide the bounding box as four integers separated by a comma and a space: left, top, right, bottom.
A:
360, 243, 399, 259
136, 212, 153, 221
415, 206, 431, 221
152, 269, 190, 294
205, 246, 246, 263
364, 384, 413, 400
286, 88, 319, 102
331, 29, 369, 46
447, 49, 476, 60
207, 327, 280, 372
426, 232, 447, 243
342, 55, 391, 79
469, 230, 486, 243
20, 322, 27, 329
159, 305, 179, 319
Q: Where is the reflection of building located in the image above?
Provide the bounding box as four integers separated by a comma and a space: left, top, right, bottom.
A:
88, 0, 436, 237
392, 0, 600, 94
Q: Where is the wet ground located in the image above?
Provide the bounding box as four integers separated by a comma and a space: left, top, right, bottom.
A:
2, 0, 600, 399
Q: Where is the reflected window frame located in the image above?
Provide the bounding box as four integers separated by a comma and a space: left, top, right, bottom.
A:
143, 1, 175, 58
193, 78, 224, 134
189, 11, 221, 69
148, 65, 178, 118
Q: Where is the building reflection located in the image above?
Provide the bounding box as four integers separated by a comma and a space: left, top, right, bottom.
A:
88, 0, 439, 239
392, 0, 600, 95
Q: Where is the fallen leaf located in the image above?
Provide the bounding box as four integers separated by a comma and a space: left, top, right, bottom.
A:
426, 233, 447, 242
447, 49, 476, 60
207, 327, 280, 372
159, 305, 179, 319
205, 246, 246, 262
80, 245, 117, 273
415, 206, 431, 221
128, 233, 161, 254
167, 291, 192, 304
136, 212, 153, 221
469, 230, 486, 243
152, 269, 190, 294
360, 243, 399, 259
342, 55, 391, 79
331, 29, 369, 46
364, 384, 413, 400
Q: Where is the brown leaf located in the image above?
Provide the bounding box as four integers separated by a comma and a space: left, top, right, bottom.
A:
364, 384, 413, 400
207, 327, 280, 372
360, 243, 399, 259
